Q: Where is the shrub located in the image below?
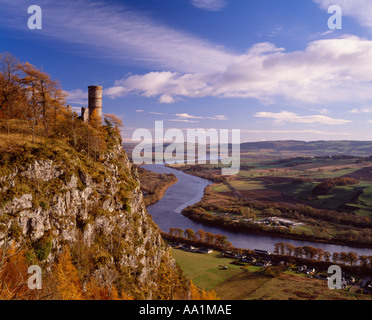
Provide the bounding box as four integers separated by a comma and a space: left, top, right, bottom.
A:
32, 236, 53, 261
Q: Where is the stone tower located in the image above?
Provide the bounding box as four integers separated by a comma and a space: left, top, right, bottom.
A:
81, 106, 89, 122
88, 85, 103, 120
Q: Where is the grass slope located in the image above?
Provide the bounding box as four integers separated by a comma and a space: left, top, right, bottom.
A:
171, 248, 371, 300
171, 248, 242, 291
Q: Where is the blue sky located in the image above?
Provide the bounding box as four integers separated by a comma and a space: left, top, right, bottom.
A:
1, 0, 372, 142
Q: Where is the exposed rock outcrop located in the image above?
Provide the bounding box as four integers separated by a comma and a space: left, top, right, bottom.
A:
0, 140, 188, 299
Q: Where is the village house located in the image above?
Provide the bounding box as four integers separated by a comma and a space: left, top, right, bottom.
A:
241, 256, 257, 263
197, 247, 213, 254
263, 217, 303, 228
255, 259, 272, 267
298, 265, 316, 275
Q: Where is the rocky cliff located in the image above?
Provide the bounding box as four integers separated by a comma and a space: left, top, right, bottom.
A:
0, 136, 189, 299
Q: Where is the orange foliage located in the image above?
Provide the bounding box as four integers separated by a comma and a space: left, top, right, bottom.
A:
53, 247, 84, 300
0, 244, 30, 300
312, 177, 360, 195
85, 278, 133, 300
53, 246, 134, 300
189, 281, 219, 300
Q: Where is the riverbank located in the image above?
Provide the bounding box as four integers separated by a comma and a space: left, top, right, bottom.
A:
182, 186, 372, 250
137, 166, 178, 207
182, 208, 372, 250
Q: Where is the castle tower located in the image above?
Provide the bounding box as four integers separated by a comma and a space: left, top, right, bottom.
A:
88, 85, 103, 120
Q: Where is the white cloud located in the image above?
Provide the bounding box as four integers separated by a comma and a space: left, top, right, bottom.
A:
349, 107, 372, 114
65, 89, 86, 101
70, 106, 82, 113
105, 36, 372, 105
64, 89, 87, 106
174, 113, 228, 120
175, 113, 199, 119
159, 94, 176, 104
149, 111, 166, 115
0, 0, 234, 74
167, 113, 227, 123
191, 0, 227, 11
254, 111, 352, 125
319, 108, 330, 115
168, 119, 200, 123
135, 110, 145, 113
104, 86, 128, 98
314, 0, 372, 31
349, 108, 360, 114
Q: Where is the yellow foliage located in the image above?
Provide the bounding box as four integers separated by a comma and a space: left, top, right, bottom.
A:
84, 278, 133, 300
189, 281, 219, 300
0, 244, 30, 300
54, 247, 83, 300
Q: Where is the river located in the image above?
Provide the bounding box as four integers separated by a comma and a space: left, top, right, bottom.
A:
143, 164, 372, 256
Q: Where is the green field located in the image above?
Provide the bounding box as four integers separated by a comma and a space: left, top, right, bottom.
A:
171, 248, 370, 300
170, 248, 243, 291
346, 186, 372, 216
212, 180, 266, 193
268, 181, 372, 215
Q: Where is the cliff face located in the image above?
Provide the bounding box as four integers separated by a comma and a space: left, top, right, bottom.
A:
0, 138, 188, 299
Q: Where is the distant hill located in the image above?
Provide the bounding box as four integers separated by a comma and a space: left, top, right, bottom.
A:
240, 140, 372, 157
124, 140, 372, 159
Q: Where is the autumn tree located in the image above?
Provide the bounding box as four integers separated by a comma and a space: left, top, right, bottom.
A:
324, 251, 331, 263
0, 243, 29, 300
169, 228, 176, 237
53, 246, 83, 300
294, 247, 304, 258
104, 114, 124, 137
196, 230, 206, 242
214, 234, 228, 247
285, 243, 295, 256
18, 61, 66, 139
274, 243, 286, 255
84, 277, 124, 300
174, 228, 184, 238
189, 281, 219, 300
184, 229, 195, 241
339, 252, 348, 265
332, 252, 339, 264
317, 248, 325, 261
205, 232, 215, 245
0, 52, 22, 116
89, 107, 102, 129
359, 255, 369, 268
303, 246, 318, 260
347, 251, 358, 266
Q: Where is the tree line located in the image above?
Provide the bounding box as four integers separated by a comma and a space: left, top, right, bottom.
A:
165, 228, 371, 270
168, 228, 231, 248
273, 242, 362, 267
